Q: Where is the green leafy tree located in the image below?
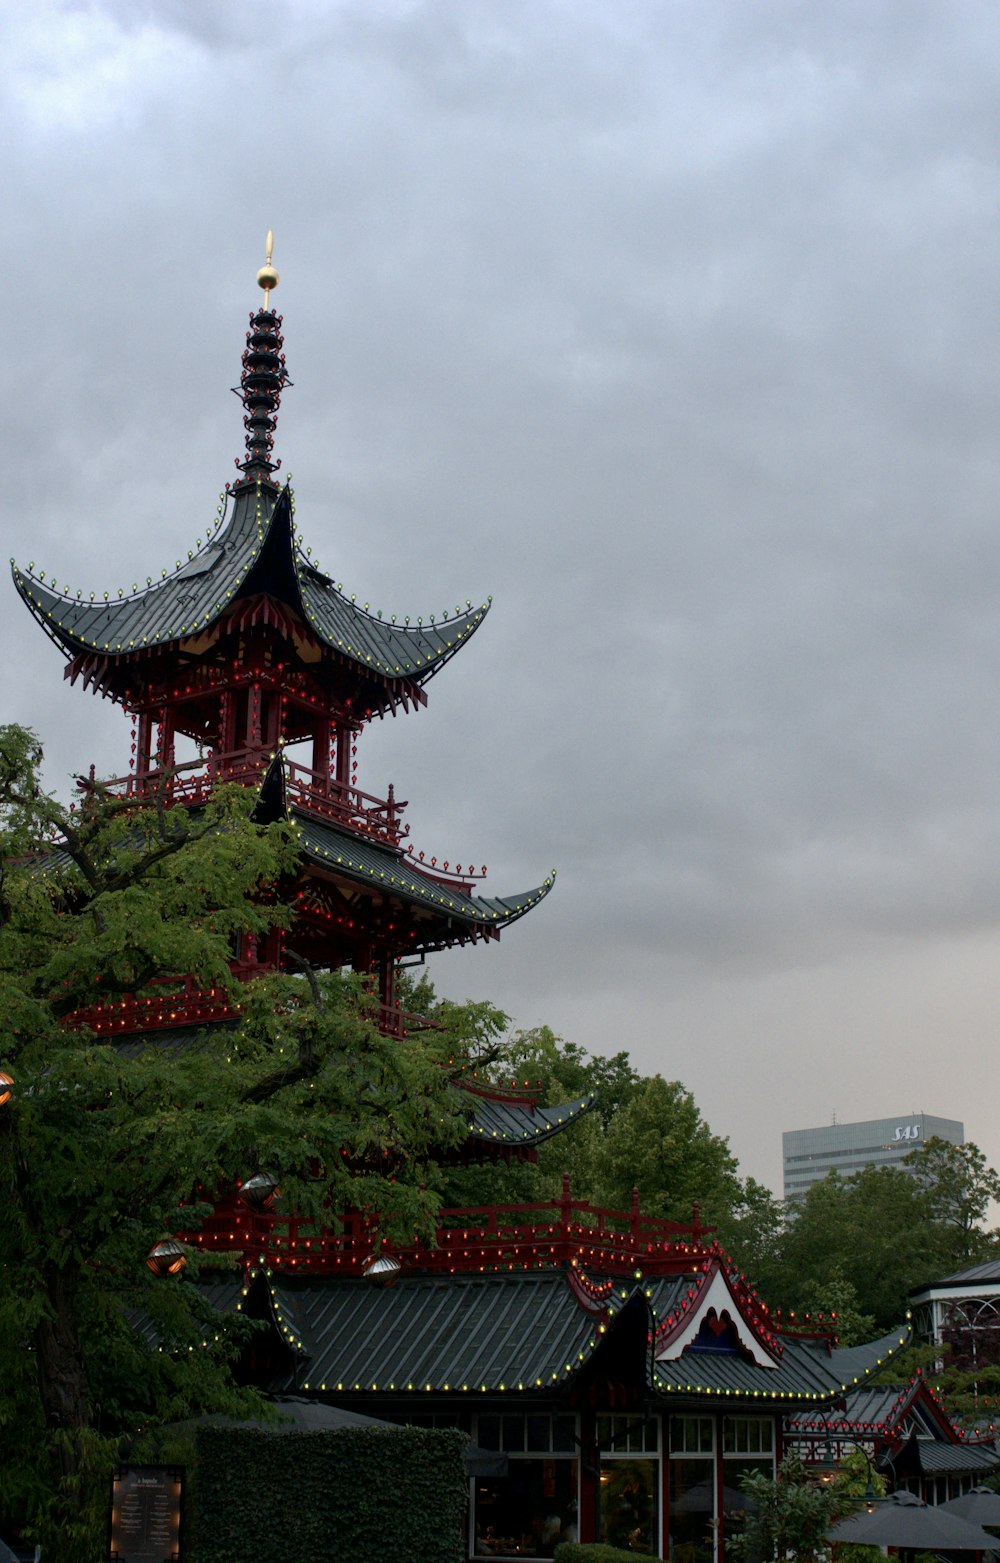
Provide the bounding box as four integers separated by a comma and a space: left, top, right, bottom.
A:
831, 1447, 890, 1563
769, 1140, 1000, 1337
794, 1264, 877, 1348
0, 728, 469, 1557
775, 1165, 937, 1330
712, 1176, 786, 1298
905, 1137, 1000, 1267
728, 1453, 853, 1563
433, 1018, 767, 1245
589, 1074, 743, 1226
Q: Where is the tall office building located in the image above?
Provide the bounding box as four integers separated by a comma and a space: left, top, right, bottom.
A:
782, 1112, 964, 1202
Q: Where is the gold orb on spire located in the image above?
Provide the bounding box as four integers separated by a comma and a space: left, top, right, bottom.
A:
256, 229, 279, 304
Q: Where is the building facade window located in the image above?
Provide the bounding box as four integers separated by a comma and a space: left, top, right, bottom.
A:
721, 1415, 774, 1530
668, 1416, 715, 1563
472, 1412, 578, 1560
599, 1414, 660, 1555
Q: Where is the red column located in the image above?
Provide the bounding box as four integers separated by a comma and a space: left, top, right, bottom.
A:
335, 722, 352, 788
246, 684, 262, 750
136, 711, 153, 781
578, 1409, 599, 1544
378, 954, 396, 1022
660, 1418, 671, 1562
157, 705, 175, 771
312, 717, 331, 786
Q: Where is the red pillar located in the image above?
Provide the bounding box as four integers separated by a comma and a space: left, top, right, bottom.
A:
136, 711, 153, 780
335, 722, 352, 789
312, 717, 331, 786
660, 1419, 671, 1562
578, 1408, 599, 1545
157, 705, 175, 771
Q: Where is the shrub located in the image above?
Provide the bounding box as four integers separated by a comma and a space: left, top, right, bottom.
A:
554, 1544, 651, 1563
193, 1423, 467, 1563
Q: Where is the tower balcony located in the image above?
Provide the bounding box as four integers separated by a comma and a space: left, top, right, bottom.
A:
99, 747, 409, 849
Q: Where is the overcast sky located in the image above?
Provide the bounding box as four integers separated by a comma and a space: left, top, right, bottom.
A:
6, 0, 1000, 1198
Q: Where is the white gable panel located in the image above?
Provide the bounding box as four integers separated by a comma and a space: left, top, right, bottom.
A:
655, 1269, 778, 1368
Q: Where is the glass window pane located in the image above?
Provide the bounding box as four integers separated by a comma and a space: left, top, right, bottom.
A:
552, 1416, 576, 1453
527, 1415, 550, 1453
473, 1459, 578, 1558
600, 1457, 658, 1555
503, 1414, 526, 1452
478, 1414, 500, 1451
668, 1455, 714, 1563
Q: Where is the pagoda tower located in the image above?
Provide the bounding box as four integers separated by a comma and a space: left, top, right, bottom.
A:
12, 239, 555, 1038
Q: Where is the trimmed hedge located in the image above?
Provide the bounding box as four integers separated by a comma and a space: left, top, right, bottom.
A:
554, 1547, 653, 1563
193, 1423, 467, 1563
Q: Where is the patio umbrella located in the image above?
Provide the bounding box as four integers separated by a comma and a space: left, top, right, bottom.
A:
941, 1486, 1000, 1527
828, 1490, 998, 1551
673, 1480, 754, 1514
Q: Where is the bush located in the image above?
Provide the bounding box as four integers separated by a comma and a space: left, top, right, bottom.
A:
193, 1423, 467, 1563
554, 1545, 651, 1563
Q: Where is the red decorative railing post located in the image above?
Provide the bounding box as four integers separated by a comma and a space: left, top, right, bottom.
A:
559, 1172, 572, 1262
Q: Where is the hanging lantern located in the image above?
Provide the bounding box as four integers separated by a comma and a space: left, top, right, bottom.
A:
363, 1254, 401, 1286
147, 1239, 187, 1276
239, 1172, 281, 1211
0, 1073, 12, 1107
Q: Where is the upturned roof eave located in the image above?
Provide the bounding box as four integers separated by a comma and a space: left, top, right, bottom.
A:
11, 481, 492, 690
291, 808, 556, 932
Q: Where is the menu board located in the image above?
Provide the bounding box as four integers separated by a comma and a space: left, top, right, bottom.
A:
109, 1466, 183, 1563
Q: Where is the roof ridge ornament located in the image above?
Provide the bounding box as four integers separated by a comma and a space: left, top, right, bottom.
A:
234, 231, 292, 482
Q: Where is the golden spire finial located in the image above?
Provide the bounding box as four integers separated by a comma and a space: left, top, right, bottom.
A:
256, 229, 279, 307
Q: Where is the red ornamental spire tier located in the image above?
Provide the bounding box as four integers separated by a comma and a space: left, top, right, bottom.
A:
234, 231, 290, 480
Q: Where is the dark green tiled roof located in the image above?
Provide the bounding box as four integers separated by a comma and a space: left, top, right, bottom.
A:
232, 1269, 904, 1408
463, 1094, 592, 1147
906, 1438, 1000, 1474
917, 1258, 1000, 1288
652, 1326, 909, 1405
294, 811, 555, 932
269, 1272, 611, 1395
12, 481, 488, 689
787, 1384, 914, 1433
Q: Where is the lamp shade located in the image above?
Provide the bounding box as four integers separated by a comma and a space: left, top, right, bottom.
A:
363, 1254, 401, 1285
147, 1239, 187, 1276
239, 1172, 281, 1211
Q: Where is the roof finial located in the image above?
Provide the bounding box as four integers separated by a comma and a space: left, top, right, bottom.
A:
234, 234, 291, 482
257, 229, 279, 307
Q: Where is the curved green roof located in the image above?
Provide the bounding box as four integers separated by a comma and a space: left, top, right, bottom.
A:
293, 809, 555, 932
11, 480, 489, 691
224, 1269, 910, 1406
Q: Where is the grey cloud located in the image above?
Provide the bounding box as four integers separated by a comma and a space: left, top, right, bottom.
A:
5, 0, 1000, 1192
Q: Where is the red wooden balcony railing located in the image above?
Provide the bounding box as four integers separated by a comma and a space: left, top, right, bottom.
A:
185, 1179, 716, 1280
99, 749, 410, 849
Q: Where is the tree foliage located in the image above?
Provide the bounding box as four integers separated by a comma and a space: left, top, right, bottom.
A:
904, 1137, 1000, 1265
0, 728, 470, 1556
728, 1454, 854, 1563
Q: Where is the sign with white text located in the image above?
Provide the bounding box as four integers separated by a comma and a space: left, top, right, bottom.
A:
109, 1466, 182, 1563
